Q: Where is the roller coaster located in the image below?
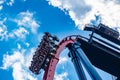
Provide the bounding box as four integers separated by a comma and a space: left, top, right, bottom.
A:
29, 23, 120, 80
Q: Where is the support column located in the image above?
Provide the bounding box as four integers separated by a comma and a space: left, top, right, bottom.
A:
68, 41, 102, 80
68, 44, 87, 80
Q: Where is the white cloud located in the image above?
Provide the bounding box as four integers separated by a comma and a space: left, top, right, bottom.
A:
7, 0, 14, 6
12, 62, 37, 80
24, 48, 35, 68
1, 27, 29, 41
0, 5, 3, 10
0, 48, 37, 80
0, 0, 15, 10
0, 18, 29, 41
58, 57, 68, 64
11, 27, 29, 39
1, 51, 24, 69
0, 0, 4, 10
0, 18, 8, 41
17, 43, 21, 49
0, 0, 4, 4
7, 27, 29, 40
54, 72, 69, 80
57, 57, 69, 70
25, 42, 30, 47
0, 0, 26, 10
49, 0, 120, 30
14, 11, 40, 34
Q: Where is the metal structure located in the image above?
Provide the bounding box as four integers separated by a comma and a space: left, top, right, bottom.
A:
29, 23, 120, 80
29, 32, 59, 74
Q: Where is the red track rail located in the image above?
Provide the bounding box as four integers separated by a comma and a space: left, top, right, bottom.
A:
43, 35, 79, 80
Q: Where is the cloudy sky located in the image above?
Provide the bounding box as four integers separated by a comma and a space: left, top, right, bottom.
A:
0, 0, 120, 80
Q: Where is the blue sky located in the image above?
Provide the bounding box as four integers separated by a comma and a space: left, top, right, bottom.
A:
0, 0, 120, 80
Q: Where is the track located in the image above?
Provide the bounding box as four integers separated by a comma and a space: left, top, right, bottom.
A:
42, 35, 88, 80
29, 24, 120, 80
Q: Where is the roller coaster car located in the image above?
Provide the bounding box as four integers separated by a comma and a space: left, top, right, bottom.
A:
29, 65, 40, 75
29, 48, 49, 74
29, 32, 59, 75
44, 32, 59, 42
44, 32, 51, 37
52, 35, 59, 42
53, 44, 59, 49
29, 56, 44, 74
84, 23, 120, 45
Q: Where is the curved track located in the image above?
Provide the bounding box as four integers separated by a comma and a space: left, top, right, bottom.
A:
43, 35, 80, 80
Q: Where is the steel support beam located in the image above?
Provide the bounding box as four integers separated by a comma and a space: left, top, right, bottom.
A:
68, 46, 87, 80
68, 41, 102, 80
